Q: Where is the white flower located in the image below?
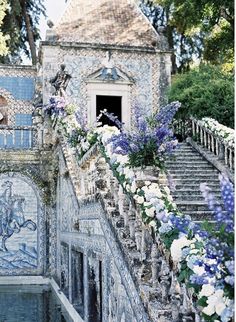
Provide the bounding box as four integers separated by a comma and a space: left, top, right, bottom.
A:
116, 154, 129, 165
202, 289, 226, 317
215, 302, 226, 316
170, 236, 192, 262
145, 207, 155, 217
81, 140, 90, 151
134, 195, 144, 204
123, 167, 135, 180
199, 284, 215, 297
130, 181, 137, 193
189, 248, 199, 255
163, 186, 170, 195
202, 304, 215, 316
192, 265, 205, 275
149, 220, 157, 230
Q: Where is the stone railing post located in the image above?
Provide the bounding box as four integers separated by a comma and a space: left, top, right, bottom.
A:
151, 243, 161, 288
218, 142, 225, 160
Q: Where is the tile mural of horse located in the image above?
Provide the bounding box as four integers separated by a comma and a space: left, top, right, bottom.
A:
0, 180, 37, 268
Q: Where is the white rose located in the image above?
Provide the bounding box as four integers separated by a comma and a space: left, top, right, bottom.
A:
199, 284, 215, 297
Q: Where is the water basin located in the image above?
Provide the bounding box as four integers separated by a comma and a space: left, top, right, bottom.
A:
0, 281, 81, 322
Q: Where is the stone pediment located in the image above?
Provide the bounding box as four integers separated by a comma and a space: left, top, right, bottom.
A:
86, 66, 133, 84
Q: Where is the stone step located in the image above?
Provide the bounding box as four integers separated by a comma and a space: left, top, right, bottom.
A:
173, 194, 221, 201
182, 210, 215, 221
172, 183, 221, 190
164, 142, 227, 222
167, 177, 220, 184
169, 167, 219, 175
166, 161, 211, 166
171, 150, 202, 154
171, 155, 206, 162
170, 174, 219, 180
176, 200, 224, 212
166, 164, 214, 170
172, 189, 221, 196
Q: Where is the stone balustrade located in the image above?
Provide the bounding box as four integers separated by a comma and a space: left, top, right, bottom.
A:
59, 135, 201, 322
0, 125, 38, 149
191, 118, 234, 171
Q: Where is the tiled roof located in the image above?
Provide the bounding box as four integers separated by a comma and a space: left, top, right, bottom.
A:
54, 0, 160, 48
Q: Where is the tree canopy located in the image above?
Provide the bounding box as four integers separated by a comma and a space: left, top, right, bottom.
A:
140, 0, 234, 73
0, 0, 46, 64
0, 0, 9, 57
167, 64, 234, 128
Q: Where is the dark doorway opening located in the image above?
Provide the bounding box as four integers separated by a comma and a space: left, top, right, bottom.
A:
96, 95, 122, 126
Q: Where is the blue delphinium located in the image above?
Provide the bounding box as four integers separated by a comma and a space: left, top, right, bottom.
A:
103, 102, 181, 169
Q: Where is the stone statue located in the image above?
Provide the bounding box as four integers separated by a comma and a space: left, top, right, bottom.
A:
49, 64, 72, 97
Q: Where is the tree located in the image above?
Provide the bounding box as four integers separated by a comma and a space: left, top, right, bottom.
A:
0, 0, 9, 57
167, 65, 234, 128
1, 0, 46, 64
139, 0, 234, 73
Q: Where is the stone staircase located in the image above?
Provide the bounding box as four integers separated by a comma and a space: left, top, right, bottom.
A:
165, 142, 224, 221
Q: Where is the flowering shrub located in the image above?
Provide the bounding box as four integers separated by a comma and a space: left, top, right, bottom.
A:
105, 102, 180, 169
199, 118, 235, 148
44, 96, 98, 159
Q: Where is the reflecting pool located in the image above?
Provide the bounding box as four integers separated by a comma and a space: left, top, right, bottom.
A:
0, 285, 74, 322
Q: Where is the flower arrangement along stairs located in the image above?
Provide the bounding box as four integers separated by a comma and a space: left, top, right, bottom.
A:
164, 142, 225, 222
43, 97, 234, 322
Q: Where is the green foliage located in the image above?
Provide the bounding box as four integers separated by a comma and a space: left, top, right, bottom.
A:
168, 65, 234, 128
1, 0, 46, 64
197, 296, 208, 307
146, 0, 234, 72
0, 0, 8, 56
161, 227, 179, 248
177, 261, 193, 283
128, 139, 166, 169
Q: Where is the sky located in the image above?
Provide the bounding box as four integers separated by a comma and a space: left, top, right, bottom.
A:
39, 0, 67, 40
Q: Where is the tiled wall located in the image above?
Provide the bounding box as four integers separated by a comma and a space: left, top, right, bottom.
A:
0, 76, 35, 100
0, 172, 45, 276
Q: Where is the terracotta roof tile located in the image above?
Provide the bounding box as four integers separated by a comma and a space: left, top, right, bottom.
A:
55, 0, 160, 48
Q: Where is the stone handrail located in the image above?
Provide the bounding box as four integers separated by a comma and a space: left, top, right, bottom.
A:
0, 125, 38, 149
191, 118, 234, 172
59, 134, 201, 322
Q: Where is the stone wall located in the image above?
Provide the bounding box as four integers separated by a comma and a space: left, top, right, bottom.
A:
54, 147, 149, 321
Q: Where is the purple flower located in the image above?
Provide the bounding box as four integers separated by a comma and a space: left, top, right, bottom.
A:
105, 102, 181, 168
